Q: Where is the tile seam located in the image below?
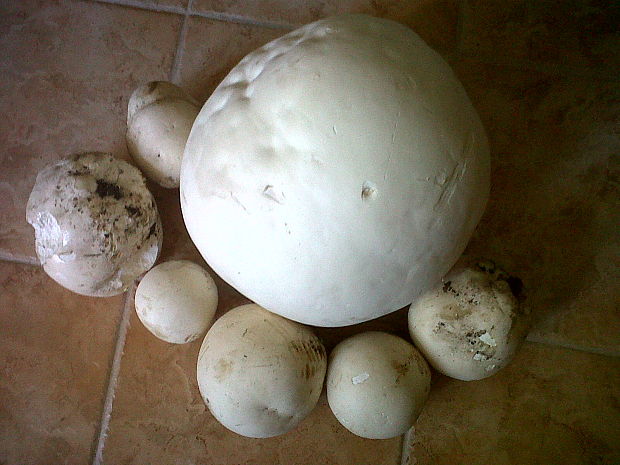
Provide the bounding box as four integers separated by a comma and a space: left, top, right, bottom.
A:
525, 335, 620, 358
0, 251, 40, 267
92, 0, 186, 15
169, 0, 193, 84
91, 284, 136, 465
188, 8, 296, 30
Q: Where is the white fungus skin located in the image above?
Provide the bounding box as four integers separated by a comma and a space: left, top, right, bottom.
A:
127, 81, 200, 188
181, 14, 490, 327
135, 260, 218, 344
197, 304, 327, 438
326, 331, 431, 439
408, 262, 528, 381
26, 152, 162, 297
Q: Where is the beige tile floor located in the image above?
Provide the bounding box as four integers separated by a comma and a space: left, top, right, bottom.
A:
0, 1, 618, 464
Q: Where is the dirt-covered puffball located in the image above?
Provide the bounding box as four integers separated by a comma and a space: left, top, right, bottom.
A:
326, 331, 431, 439
135, 260, 218, 344
197, 304, 327, 438
26, 152, 162, 297
126, 81, 200, 188
408, 262, 528, 381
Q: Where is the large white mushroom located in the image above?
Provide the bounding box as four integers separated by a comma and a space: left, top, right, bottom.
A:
197, 304, 327, 438
181, 14, 490, 327
26, 152, 162, 297
135, 260, 218, 344
408, 262, 528, 381
127, 81, 200, 188
326, 331, 431, 439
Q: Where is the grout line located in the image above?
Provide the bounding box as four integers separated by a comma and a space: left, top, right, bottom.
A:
91, 284, 136, 465
0, 250, 40, 267
400, 426, 416, 465
168, 0, 193, 84
525, 335, 620, 358
93, 0, 186, 15
188, 8, 296, 30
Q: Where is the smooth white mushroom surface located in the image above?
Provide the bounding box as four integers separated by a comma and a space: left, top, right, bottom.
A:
26, 152, 162, 297
135, 260, 218, 344
181, 14, 490, 327
127, 81, 200, 188
408, 262, 528, 381
326, 331, 431, 439
197, 304, 327, 438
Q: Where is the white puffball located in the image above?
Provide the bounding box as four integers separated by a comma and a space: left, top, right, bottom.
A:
127, 81, 200, 188
197, 304, 327, 438
408, 263, 528, 381
326, 331, 431, 439
26, 152, 162, 297
135, 260, 218, 344
181, 14, 490, 327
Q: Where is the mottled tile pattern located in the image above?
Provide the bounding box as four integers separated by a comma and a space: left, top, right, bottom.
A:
453, 60, 620, 352
1, 1, 619, 464
407, 342, 620, 464
0, 262, 123, 465
461, 0, 620, 74
0, 0, 182, 259
192, 0, 459, 55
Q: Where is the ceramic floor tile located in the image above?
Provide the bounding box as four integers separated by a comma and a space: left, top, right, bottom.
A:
192, 0, 458, 56
450, 59, 620, 353
177, 17, 284, 102
404, 342, 620, 465
0, 262, 124, 465
0, 0, 182, 259
101, 304, 403, 464
461, 0, 620, 76
95, 0, 189, 10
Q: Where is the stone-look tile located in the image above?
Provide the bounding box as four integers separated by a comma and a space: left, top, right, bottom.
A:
0, 262, 124, 464
192, 0, 459, 55
451, 59, 620, 352
102, 306, 403, 464
404, 342, 620, 464
178, 17, 284, 102
461, 0, 620, 75
0, 0, 182, 259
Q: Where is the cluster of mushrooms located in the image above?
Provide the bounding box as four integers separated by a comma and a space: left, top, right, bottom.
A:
26, 14, 529, 441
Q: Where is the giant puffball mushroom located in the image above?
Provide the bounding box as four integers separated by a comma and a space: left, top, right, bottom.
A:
408, 262, 528, 381
126, 81, 200, 188
135, 260, 218, 344
326, 331, 431, 439
197, 304, 327, 438
26, 152, 162, 297
181, 14, 490, 327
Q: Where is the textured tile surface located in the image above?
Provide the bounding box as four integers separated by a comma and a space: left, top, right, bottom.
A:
0, 262, 124, 465
405, 342, 620, 464
461, 0, 620, 74
102, 301, 403, 464
192, 0, 459, 55
178, 17, 284, 102
0, 0, 182, 259
454, 60, 620, 352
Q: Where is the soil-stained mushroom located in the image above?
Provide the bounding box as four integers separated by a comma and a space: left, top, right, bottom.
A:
135, 260, 218, 344
326, 331, 431, 439
26, 152, 162, 297
181, 14, 490, 327
197, 304, 327, 438
408, 262, 528, 381
127, 81, 200, 188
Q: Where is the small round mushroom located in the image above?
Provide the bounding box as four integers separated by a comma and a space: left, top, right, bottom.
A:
26, 152, 162, 297
326, 331, 431, 439
408, 261, 528, 381
135, 260, 218, 344
197, 304, 327, 438
126, 81, 200, 188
